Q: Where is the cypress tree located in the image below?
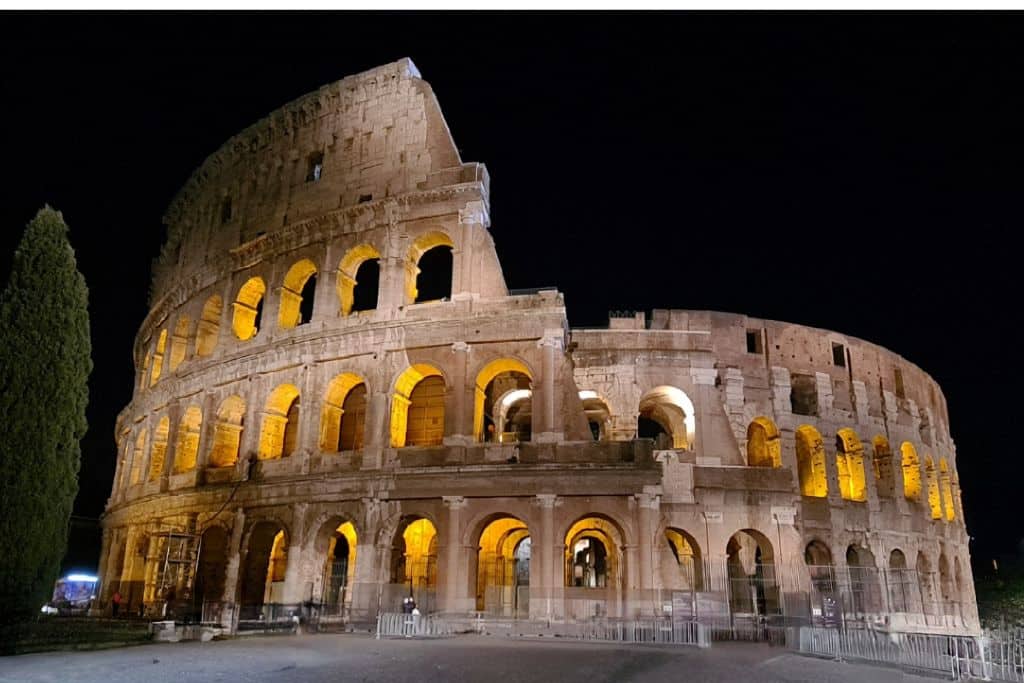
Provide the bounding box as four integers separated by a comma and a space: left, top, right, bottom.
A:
0, 207, 92, 623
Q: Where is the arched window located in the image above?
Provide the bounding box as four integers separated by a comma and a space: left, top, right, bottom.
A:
579, 391, 612, 442
474, 358, 533, 443
637, 386, 695, 450
939, 459, 955, 521
319, 373, 367, 453
336, 244, 381, 316
796, 425, 828, 498
140, 352, 151, 390
846, 545, 880, 614
389, 517, 438, 595
924, 456, 942, 519
872, 436, 895, 498
726, 529, 778, 616
476, 516, 531, 614
917, 551, 937, 614
149, 329, 168, 386
209, 396, 245, 468
322, 522, 358, 611
278, 259, 318, 329
900, 442, 922, 501
169, 316, 191, 372
889, 549, 909, 613
564, 516, 623, 591
747, 417, 781, 468
836, 428, 867, 501
174, 406, 202, 473
804, 540, 836, 606
195, 295, 222, 357
259, 384, 301, 460
148, 416, 170, 481
390, 365, 445, 447
232, 277, 266, 340
664, 528, 703, 592
130, 428, 148, 485
239, 523, 287, 614
406, 231, 454, 303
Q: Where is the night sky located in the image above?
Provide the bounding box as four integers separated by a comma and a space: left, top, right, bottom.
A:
1, 12, 1020, 575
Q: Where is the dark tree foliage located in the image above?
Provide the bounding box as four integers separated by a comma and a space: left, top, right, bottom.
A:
0, 207, 92, 623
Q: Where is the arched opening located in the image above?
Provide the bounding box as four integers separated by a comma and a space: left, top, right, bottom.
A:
726, 529, 778, 617
474, 358, 533, 443
130, 428, 148, 485
637, 386, 695, 450
917, 551, 937, 615
889, 549, 909, 613
924, 456, 942, 519
389, 517, 438, 612
953, 557, 965, 617
747, 416, 781, 468
663, 528, 703, 594
940, 459, 955, 521
195, 295, 222, 357
390, 364, 445, 448
901, 442, 922, 501
239, 523, 287, 617
147, 416, 170, 482
939, 553, 954, 615
579, 391, 611, 441
278, 259, 318, 329
173, 406, 202, 473
140, 352, 151, 390
321, 521, 358, 615
846, 544, 880, 615
805, 540, 838, 626
319, 373, 367, 453
258, 384, 300, 460
150, 329, 168, 386
337, 244, 381, 315
796, 425, 828, 498
475, 516, 530, 616
169, 316, 190, 372
193, 526, 228, 610
564, 516, 622, 600
209, 395, 245, 468
232, 277, 266, 340
836, 428, 867, 501
406, 231, 455, 304
872, 435, 895, 498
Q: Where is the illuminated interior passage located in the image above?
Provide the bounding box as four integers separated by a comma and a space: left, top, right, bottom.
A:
147, 416, 170, 481
564, 516, 620, 589
232, 277, 266, 340
174, 405, 202, 472
637, 386, 694, 449
195, 295, 222, 357
277, 259, 318, 329
150, 329, 167, 386
925, 456, 942, 519
258, 384, 300, 460
796, 425, 828, 498
901, 442, 922, 501
319, 373, 366, 452
390, 364, 445, 447
209, 395, 244, 468
169, 316, 190, 372
474, 358, 532, 442
323, 522, 358, 610
836, 428, 867, 501
390, 517, 438, 590
240, 523, 287, 610
476, 516, 530, 612
940, 459, 955, 521
747, 416, 781, 468
663, 528, 703, 591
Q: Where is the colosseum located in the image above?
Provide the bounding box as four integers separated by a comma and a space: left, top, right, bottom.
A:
96, 58, 977, 637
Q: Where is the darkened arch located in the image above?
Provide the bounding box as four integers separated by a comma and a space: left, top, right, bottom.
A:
796, 425, 828, 498
258, 384, 301, 460
232, 276, 266, 340
872, 435, 895, 498
407, 231, 455, 304
579, 391, 612, 441
663, 527, 703, 591
846, 544, 880, 614
278, 258, 318, 329
194, 525, 229, 608
239, 521, 287, 615
747, 416, 781, 468
888, 548, 910, 613
726, 528, 778, 616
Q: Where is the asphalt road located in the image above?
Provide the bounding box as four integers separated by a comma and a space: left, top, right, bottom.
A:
0, 633, 934, 683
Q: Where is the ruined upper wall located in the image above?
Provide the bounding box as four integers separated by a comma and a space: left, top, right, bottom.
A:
152, 58, 482, 303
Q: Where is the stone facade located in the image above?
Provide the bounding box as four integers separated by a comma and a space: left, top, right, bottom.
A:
98, 59, 977, 635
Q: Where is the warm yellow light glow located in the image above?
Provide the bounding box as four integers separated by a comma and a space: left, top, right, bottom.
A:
747, 416, 781, 468
925, 455, 942, 519
233, 277, 266, 340
209, 395, 245, 468
140, 352, 151, 390
130, 428, 148, 485
320, 373, 366, 452
901, 442, 922, 501
940, 459, 955, 521
267, 531, 288, 586
278, 259, 318, 329
259, 384, 300, 460
872, 435, 894, 497
665, 528, 702, 590
174, 406, 202, 473
476, 517, 529, 611
401, 518, 438, 588
327, 522, 359, 594
337, 244, 381, 315
473, 358, 533, 441
405, 231, 454, 303
638, 386, 695, 449
195, 295, 222, 357
390, 364, 444, 447
148, 416, 170, 481
169, 316, 190, 372
836, 428, 867, 502
796, 425, 828, 498
149, 329, 167, 386
564, 516, 619, 588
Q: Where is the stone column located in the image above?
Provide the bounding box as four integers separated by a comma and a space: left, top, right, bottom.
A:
534, 494, 559, 618
444, 342, 472, 445
453, 200, 488, 299
240, 375, 261, 468
197, 392, 217, 471
312, 248, 336, 322
282, 502, 308, 603
160, 403, 181, 489
362, 389, 390, 470
635, 492, 659, 596
220, 507, 246, 630
689, 367, 717, 457
442, 496, 468, 612
351, 498, 382, 618
535, 332, 564, 443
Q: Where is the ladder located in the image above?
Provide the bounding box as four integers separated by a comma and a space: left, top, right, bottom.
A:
155, 530, 202, 613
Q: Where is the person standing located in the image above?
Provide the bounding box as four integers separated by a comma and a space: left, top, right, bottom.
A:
111, 590, 122, 618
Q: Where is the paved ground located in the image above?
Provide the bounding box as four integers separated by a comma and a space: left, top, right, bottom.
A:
0, 632, 937, 683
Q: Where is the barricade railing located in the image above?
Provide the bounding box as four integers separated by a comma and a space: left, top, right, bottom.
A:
565, 618, 710, 648
375, 612, 454, 638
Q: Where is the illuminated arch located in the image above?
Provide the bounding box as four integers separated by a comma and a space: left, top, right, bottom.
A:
209, 395, 245, 468
173, 405, 203, 473
406, 231, 454, 303
277, 259, 318, 329
168, 316, 191, 372
579, 391, 612, 441
317, 519, 358, 611
638, 385, 695, 449
140, 351, 151, 390
901, 442, 922, 501
149, 329, 167, 386
130, 428, 148, 485
389, 516, 438, 594
796, 425, 828, 498
872, 435, 895, 498
924, 455, 942, 519
564, 515, 624, 589
939, 458, 955, 521
475, 515, 531, 613
390, 364, 445, 447
147, 416, 170, 481
836, 428, 867, 501
473, 358, 533, 442
746, 416, 781, 468
195, 295, 222, 357
259, 384, 301, 460
664, 528, 703, 591
232, 276, 266, 340
239, 522, 287, 612
319, 373, 367, 452
337, 244, 381, 316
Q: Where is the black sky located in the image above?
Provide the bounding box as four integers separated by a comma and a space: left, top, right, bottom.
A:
1, 11, 1020, 574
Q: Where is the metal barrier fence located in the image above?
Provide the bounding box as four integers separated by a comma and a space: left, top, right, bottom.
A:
375, 612, 454, 638
561, 619, 711, 648
980, 626, 1024, 682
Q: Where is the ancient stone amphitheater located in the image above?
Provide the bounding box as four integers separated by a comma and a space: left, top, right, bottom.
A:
97, 59, 976, 635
